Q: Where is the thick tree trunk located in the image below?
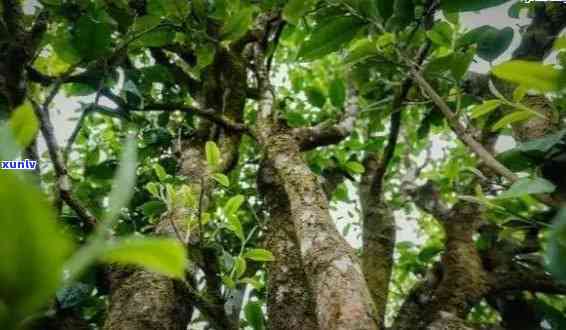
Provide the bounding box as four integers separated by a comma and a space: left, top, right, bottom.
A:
259, 165, 319, 329
394, 185, 490, 330
103, 149, 202, 330
103, 265, 193, 330
258, 131, 377, 330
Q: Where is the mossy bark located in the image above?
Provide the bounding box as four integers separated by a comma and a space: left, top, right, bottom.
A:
360, 155, 395, 328
258, 130, 378, 330
259, 162, 318, 330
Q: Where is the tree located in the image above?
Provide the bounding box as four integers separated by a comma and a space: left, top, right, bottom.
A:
1, 0, 566, 329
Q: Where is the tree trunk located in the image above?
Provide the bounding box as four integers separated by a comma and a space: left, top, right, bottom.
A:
259, 163, 319, 329
360, 155, 395, 327
258, 131, 377, 330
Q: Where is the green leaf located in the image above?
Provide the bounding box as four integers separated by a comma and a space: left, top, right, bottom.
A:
85, 159, 118, 180
442, 0, 512, 13
305, 86, 326, 108
427, 22, 453, 47
244, 301, 265, 330
212, 173, 230, 187
106, 136, 137, 224
233, 256, 247, 279
450, 49, 475, 81
491, 110, 535, 131
240, 277, 264, 290
154, 163, 167, 181
221, 6, 254, 41
515, 129, 566, 156
72, 11, 113, 60
283, 0, 316, 25
140, 200, 167, 217
0, 173, 73, 326
345, 37, 376, 64
148, 0, 190, 20
469, 99, 502, 119
377, 0, 394, 20
101, 237, 187, 279
227, 215, 245, 241
512, 86, 528, 103
459, 26, 513, 62
298, 16, 366, 61
548, 209, 566, 281
329, 79, 346, 108
243, 248, 275, 262
0, 124, 21, 160
222, 274, 236, 289
131, 15, 175, 47
496, 149, 537, 172
345, 161, 365, 175
491, 61, 564, 92
205, 141, 221, 169
388, 0, 415, 29
224, 195, 245, 217
498, 177, 556, 199
195, 43, 216, 73
9, 101, 38, 148
192, 0, 208, 18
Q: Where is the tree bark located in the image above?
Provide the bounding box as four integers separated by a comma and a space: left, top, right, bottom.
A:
259, 163, 319, 330
360, 155, 395, 327
258, 131, 377, 330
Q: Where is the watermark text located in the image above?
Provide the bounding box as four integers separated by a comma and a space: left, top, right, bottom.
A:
0, 159, 38, 171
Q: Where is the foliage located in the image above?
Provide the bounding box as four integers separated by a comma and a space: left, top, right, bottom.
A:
1, 0, 566, 329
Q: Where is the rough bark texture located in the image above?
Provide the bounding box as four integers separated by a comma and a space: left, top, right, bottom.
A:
360, 155, 395, 327
103, 267, 193, 330
425, 202, 489, 320
512, 3, 566, 61
259, 163, 319, 330
259, 131, 377, 330
394, 185, 490, 330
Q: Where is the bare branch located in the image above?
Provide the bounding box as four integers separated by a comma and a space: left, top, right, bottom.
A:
140, 103, 252, 136
29, 98, 97, 229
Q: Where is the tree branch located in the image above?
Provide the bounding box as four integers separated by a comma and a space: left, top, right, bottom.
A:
491, 267, 566, 295
293, 83, 360, 151
410, 69, 519, 183
403, 180, 451, 221
29, 98, 97, 229
139, 103, 252, 135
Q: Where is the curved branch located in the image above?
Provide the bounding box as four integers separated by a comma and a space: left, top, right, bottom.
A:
140, 103, 252, 135
491, 267, 566, 295
411, 69, 519, 183
29, 99, 97, 229
293, 83, 360, 151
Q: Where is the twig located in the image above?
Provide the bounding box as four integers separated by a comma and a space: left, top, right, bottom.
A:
140, 103, 253, 137
29, 98, 97, 229
410, 69, 519, 183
